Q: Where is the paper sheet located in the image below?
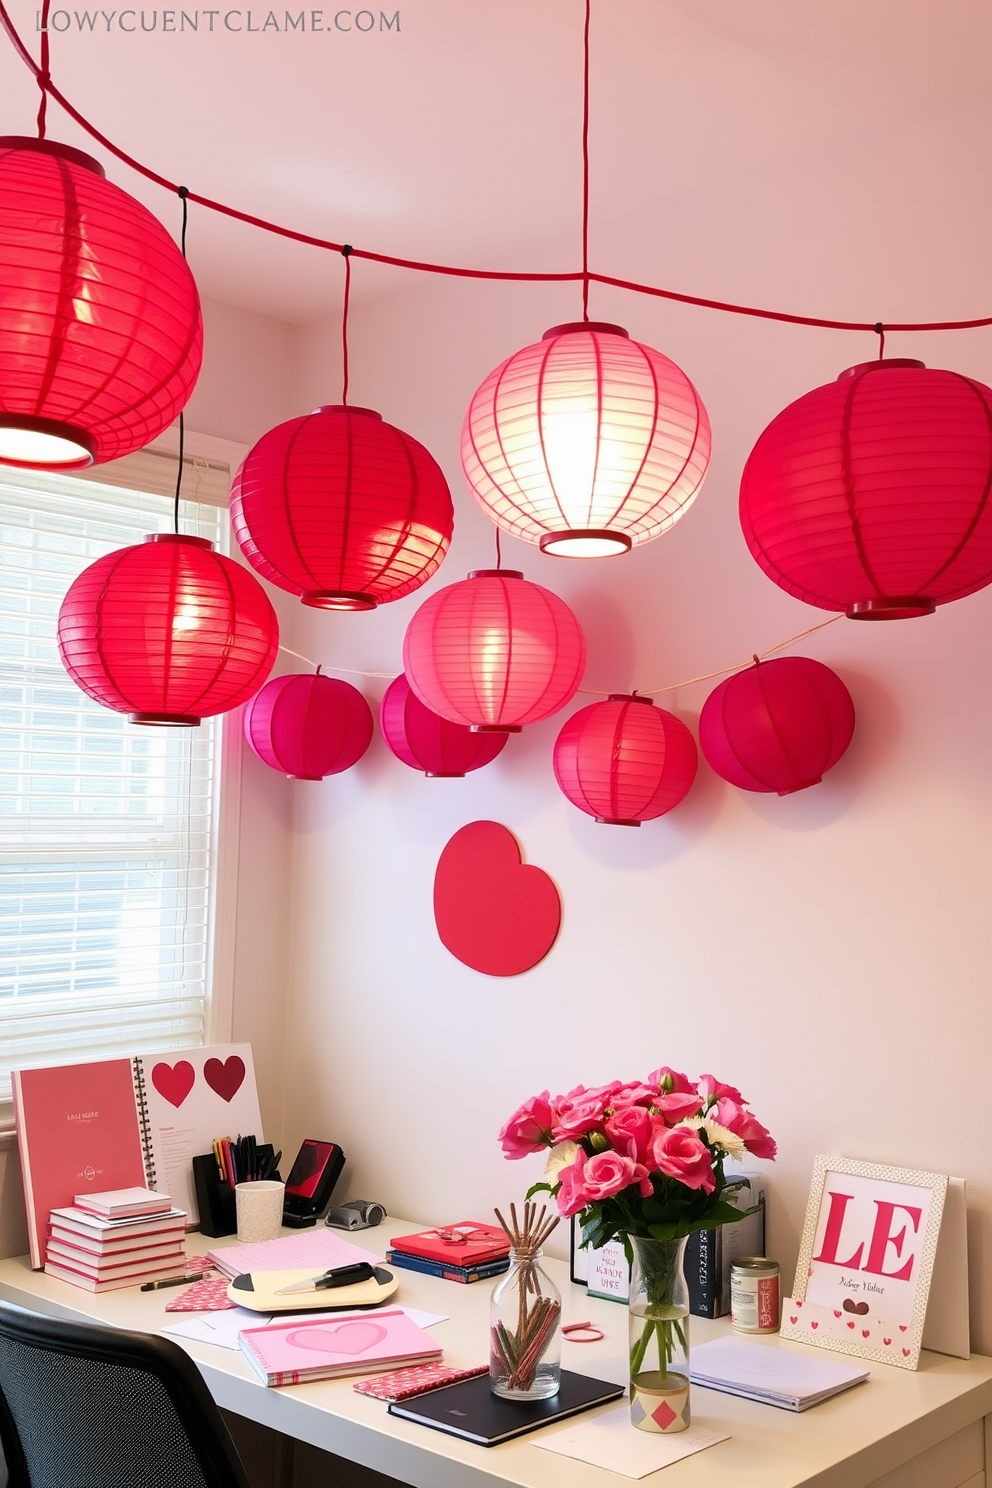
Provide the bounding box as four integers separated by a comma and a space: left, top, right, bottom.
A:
162, 1304, 446, 1352
534, 1406, 729, 1478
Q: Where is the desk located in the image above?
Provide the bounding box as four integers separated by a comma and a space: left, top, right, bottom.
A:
0, 1217, 989, 1488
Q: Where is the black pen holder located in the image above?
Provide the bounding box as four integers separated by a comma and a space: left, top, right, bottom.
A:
193, 1147, 279, 1238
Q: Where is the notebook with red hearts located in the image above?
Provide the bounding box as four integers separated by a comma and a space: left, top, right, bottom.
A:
238, 1309, 443, 1388
388, 1222, 509, 1267
13, 1044, 262, 1263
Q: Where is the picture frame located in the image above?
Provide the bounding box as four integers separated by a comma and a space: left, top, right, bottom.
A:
780, 1155, 947, 1370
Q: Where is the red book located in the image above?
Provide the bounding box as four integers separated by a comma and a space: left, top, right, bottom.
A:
46, 1238, 186, 1273
389, 1222, 510, 1268
43, 1254, 184, 1293
49, 1222, 185, 1257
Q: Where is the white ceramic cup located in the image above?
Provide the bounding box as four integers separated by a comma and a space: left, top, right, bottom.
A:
235, 1180, 285, 1243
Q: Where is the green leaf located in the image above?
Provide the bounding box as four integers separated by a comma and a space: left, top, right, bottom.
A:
524, 1180, 555, 1201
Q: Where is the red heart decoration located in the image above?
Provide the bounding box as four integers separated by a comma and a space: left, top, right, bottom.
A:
902, 1348, 910, 1357
833, 1311, 842, 1318
204, 1056, 246, 1103
810, 1321, 818, 1329
862, 1329, 870, 1338
433, 821, 561, 976
286, 1321, 387, 1355
152, 1061, 195, 1109
898, 1325, 907, 1332
883, 1338, 891, 1346
795, 1300, 802, 1307
789, 1316, 797, 1325
847, 1321, 855, 1329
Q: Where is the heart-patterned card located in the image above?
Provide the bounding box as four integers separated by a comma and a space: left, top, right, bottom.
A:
780, 1297, 919, 1369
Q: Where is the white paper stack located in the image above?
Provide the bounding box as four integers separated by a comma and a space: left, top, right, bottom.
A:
690, 1336, 870, 1411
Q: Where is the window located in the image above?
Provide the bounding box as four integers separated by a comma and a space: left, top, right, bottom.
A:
0, 465, 228, 1098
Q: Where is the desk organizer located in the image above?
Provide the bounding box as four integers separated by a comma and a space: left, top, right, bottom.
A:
193, 1148, 280, 1238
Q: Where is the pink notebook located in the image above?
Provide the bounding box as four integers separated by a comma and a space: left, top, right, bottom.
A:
239, 1308, 442, 1388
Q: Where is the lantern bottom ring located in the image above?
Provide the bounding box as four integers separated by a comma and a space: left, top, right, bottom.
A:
425, 771, 467, 778
539, 528, 632, 558
287, 775, 325, 781
470, 724, 523, 734
301, 590, 378, 611
595, 816, 642, 827
129, 712, 201, 727
0, 413, 96, 470
777, 777, 823, 795
847, 596, 935, 620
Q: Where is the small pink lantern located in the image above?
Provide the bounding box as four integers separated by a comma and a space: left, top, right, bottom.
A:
698, 657, 855, 795
379, 674, 507, 777
243, 672, 373, 780
553, 694, 697, 825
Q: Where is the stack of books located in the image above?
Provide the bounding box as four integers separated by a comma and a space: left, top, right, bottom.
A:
45, 1187, 187, 1292
385, 1222, 510, 1284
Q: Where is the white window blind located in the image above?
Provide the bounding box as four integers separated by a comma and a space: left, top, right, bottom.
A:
0, 467, 228, 1099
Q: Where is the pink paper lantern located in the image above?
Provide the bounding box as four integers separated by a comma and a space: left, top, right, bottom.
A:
379, 674, 507, 777
553, 694, 697, 825
699, 657, 855, 795
243, 672, 373, 780
403, 569, 586, 732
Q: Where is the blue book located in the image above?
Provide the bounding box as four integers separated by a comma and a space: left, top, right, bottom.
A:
385, 1249, 510, 1284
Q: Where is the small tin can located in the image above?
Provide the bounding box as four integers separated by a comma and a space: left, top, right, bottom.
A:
730, 1257, 780, 1333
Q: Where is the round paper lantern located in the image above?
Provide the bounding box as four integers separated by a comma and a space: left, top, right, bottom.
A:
553, 694, 697, 825
0, 136, 202, 469
403, 570, 586, 732
740, 359, 992, 619
57, 534, 278, 725
461, 321, 710, 558
230, 404, 453, 611
243, 672, 373, 779
379, 674, 507, 777
699, 657, 855, 795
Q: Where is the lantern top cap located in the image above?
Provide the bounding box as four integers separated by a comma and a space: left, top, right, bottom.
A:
607, 693, 655, 705
0, 135, 105, 178
143, 533, 214, 550
310, 405, 382, 420
542, 322, 629, 341
467, 569, 525, 581
838, 358, 926, 380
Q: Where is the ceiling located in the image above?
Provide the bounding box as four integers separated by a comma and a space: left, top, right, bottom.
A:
1, 0, 989, 323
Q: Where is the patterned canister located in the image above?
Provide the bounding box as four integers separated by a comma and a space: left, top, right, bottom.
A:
730, 1257, 780, 1333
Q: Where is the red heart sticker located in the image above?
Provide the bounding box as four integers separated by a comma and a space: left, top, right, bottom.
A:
433, 821, 561, 976
204, 1056, 246, 1102
152, 1060, 195, 1109
286, 1321, 387, 1355
789, 1316, 797, 1325
862, 1329, 870, 1338
833, 1311, 842, 1318
847, 1321, 855, 1329
883, 1338, 891, 1346
810, 1321, 818, 1329
902, 1348, 910, 1357
898, 1325, 907, 1332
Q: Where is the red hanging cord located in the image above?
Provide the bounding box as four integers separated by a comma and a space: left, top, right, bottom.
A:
35, 0, 50, 138
1, 0, 990, 338
341, 244, 352, 405
581, 0, 591, 321
875, 322, 886, 359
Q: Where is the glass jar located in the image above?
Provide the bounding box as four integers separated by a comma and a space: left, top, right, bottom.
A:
489, 1246, 561, 1400
628, 1234, 690, 1433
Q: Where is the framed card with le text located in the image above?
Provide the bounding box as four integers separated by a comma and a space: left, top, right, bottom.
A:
780, 1156, 947, 1370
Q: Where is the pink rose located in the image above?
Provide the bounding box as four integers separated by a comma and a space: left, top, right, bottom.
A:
556, 1150, 593, 1217
577, 1080, 623, 1105
650, 1125, 715, 1193
608, 1081, 660, 1110
552, 1090, 610, 1142
648, 1066, 696, 1095
498, 1091, 555, 1158
714, 1098, 777, 1160
583, 1150, 653, 1202
655, 1090, 704, 1124
698, 1074, 745, 1107
605, 1106, 654, 1162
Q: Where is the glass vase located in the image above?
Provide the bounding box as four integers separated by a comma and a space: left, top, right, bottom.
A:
628, 1234, 690, 1433
489, 1247, 561, 1400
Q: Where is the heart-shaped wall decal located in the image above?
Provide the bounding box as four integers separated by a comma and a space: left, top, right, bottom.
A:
204, 1055, 246, 1103
152, 1060, 195, 1109
842, 1299, 870, 1315
286, 1321, 387, 1355
433, 821, 561, 976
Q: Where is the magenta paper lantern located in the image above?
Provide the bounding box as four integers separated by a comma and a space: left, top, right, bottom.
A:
699, 657, 855, 795
243, 672, 373, 779
403, 569, 586, 732
740, 359, 992, 619
379, 674, 507, 777
553, 694, 697, 825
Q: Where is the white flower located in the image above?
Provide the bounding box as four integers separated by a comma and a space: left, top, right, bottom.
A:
545, 1141, 581, 1180
677, 1116, 746, 1161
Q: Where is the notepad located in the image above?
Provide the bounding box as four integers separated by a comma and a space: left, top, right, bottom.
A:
239, 1308, 442, 1387
690, 1336, 870, 1410
208, 1227, 383, 1279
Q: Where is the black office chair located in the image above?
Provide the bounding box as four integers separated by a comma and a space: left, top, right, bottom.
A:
0, 1301, 252, 1487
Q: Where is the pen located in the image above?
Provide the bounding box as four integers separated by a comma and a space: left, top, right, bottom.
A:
141, 1271, 208, 1291
275, 1262, 375, 1295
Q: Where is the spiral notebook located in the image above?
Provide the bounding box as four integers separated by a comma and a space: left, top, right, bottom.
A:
13, 1044, 262, 1266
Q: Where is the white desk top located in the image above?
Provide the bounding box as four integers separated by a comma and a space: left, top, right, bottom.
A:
0, 1217, 989, 1488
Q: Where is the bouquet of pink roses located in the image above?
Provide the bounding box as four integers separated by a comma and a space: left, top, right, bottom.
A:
499, 1068, 775, 1253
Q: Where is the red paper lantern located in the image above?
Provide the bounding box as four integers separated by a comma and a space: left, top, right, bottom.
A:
243, 672, 373, 779
403, 570, 586, 732
461, 322, 710, 558
740, 359, 992, 619
553, 695, 697, 825
230, 404, 453, 611
698, 657, 855, 795
57, 534, 278, 725
379, 674, 507, 777
0, 137, 202, 469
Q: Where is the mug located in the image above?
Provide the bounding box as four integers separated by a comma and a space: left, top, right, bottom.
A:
235, 1180, 285, 1244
